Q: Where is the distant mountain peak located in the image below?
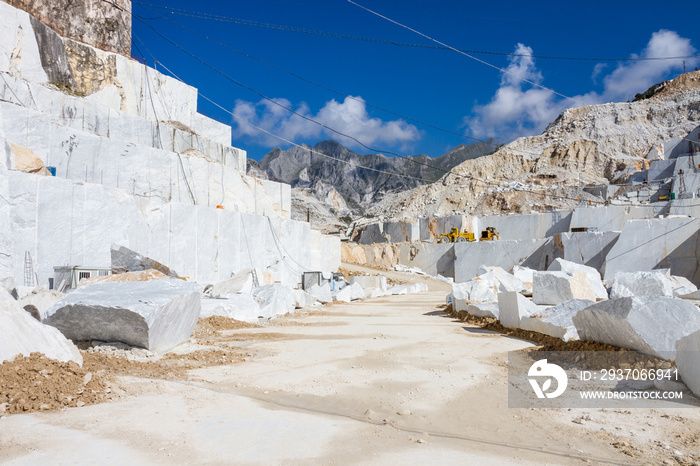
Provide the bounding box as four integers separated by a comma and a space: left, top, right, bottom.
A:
249, 140, 496, 224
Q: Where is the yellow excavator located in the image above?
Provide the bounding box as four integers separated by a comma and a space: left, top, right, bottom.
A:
438, 227, 499, 243
439, 228, 475, 243
480, 226, 500, 241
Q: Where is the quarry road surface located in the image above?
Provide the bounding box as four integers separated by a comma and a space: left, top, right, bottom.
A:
0, 280, 693, 464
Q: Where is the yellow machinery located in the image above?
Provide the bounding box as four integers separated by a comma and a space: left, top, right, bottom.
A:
480, 226, 499, 241
438, 228, 475, 243
439, 226, 500, 243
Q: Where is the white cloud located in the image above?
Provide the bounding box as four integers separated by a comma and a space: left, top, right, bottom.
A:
231, 95, 420, 150
591, 63, 607, 83
600, 30, 697, 101
465, 30, 698, 142
464, 44, 566, 141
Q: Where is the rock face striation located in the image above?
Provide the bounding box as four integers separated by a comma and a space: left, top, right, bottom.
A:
252, 139, 496, 223
44, 280, 201, 353
2, 0, 132, 55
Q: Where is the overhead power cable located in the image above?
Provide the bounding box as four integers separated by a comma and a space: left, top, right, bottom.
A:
154, 61, 434, 183
348, 0, 576, 103
135, 3, 479, 143
131, 12, 435, 164
131, 6, 640, 188
131, 2, 700, 62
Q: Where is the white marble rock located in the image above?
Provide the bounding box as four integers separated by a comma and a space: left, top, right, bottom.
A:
676, 329, 700, 397
44, 279, 201, 353
348, 275, 387, 292
609, 270, 676, 299
498, 291, 543, 329
293, 289, 318, 309
208, 270, 255, 297
572, 296, 700, 359
466, 303, 499, 319
200, 294, 261, 323
252, 284, 296, 319
478, 267, 526, 293
348, 283, 366, 301
333, 285, 354, 302
511, 265, 534, 293
533, 271, 596, 305
451, 279, 497, 303
547, 258, 607, 300
668, 275, 698, 297
603, 217, 700, 283
0, 289, 82, 365
307, 283, 332, 304
519, 298, 594, 341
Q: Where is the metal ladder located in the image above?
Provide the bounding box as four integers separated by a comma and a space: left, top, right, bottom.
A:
24, 251, 34, 287
250, 268, 260, 289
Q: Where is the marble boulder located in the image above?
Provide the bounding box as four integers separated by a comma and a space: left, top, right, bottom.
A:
200, 294, 261, 322
676, 329, 700, 397
572, 296, 700, 359
252, 284, 296, 319
498, 291, 543, 329
44, 279, 201, 353
519, 298, 594, 341
533, 271, 596, 305
548, 258, 607, 301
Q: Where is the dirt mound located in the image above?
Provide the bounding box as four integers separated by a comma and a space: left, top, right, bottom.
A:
0, 353, 111, 414
83, 348, 246, 379
194, 316, 261, 336
78, 269, 169, 286
1, 317, 262, 415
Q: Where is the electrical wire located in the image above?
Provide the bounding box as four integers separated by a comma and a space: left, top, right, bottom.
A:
157, 60, 607, 206
348, 0, 575, 103
154, 61, 436, 183
0, 72, 27, 107
133, 2, 700, 179
133, 39, 198, 204
131, 2, 700, 63
130, 11, 477, 185
135, 3, 481, 144
266, 216, 310, 275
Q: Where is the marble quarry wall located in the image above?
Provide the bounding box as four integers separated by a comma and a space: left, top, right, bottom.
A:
0, 1, 338, 290
603, 217, 700, 284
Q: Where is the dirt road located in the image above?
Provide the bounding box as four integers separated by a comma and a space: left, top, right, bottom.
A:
1, 275, 698, 464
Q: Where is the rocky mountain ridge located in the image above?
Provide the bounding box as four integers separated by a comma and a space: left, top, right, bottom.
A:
248, 139, 497, 227
368, 70, 700, 219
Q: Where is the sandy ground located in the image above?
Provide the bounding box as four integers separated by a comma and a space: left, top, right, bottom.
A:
1, 270, 700, 465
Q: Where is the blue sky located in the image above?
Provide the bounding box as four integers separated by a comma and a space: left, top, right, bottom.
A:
131, 0, 699, 160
